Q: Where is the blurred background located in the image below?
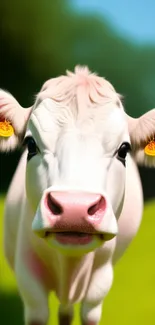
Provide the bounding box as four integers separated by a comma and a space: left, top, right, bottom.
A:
0, 0, 155, 324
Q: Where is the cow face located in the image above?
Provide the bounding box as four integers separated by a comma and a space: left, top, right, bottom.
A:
25, 97, 129, 253
0, 66, 154, 254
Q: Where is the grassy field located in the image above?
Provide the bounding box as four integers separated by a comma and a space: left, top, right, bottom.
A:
0, 196, 155, 324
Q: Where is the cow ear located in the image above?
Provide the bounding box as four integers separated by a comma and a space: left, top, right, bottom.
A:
0, 90, 32, 151
126, 109, 155, 167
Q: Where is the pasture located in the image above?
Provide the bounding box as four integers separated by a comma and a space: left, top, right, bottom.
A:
0, 196, 155, 324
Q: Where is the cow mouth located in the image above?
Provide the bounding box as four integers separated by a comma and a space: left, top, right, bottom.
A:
44, 231, 105, 245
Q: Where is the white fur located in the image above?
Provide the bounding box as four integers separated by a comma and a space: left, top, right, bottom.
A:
1, 66, 155, 325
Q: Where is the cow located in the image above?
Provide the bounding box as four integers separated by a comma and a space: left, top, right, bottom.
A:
0, 66, 155, 325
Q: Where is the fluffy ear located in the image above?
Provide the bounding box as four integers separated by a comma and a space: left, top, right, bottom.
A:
0, 90, 32, 151
127, 109, 155, 167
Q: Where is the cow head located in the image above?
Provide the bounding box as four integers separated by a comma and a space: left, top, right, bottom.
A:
0, 67, 155, 255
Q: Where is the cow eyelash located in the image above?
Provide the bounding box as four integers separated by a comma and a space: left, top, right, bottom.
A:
115, 142, 132, 166
23, 136, 36, 147
118, 141, 131, 154
114, 142, 131, 156
22, 136, 30, 148
22, 136, 39, 161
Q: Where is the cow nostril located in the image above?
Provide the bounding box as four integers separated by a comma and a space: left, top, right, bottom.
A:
47, 193, 63, 215
88, 203, 99, 216
88, 197, 106, 216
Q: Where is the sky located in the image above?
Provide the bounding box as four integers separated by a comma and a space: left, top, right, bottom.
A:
71, 0, 155, 44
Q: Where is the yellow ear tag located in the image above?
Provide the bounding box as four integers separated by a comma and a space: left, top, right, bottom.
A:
144, 139, 155, 156
0, 120, 14, 137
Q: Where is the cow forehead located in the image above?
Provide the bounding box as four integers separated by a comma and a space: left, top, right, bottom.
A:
32, 98, 127, 131
32, 98, 73, 132
28, 98, 128, 150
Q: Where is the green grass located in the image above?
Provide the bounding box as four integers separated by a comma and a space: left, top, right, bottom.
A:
0, 196, 155, 324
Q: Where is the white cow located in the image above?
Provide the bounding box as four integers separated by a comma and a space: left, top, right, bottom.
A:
0, 66, 155, 325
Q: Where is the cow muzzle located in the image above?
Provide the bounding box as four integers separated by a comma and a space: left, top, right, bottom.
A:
32, 190, 118, 250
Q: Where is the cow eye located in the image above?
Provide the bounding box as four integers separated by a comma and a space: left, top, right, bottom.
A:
23, 136, 38, 161
117, 142, 131, 165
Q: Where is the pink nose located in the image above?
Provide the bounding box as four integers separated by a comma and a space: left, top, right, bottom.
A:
45, 191, 106, 228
